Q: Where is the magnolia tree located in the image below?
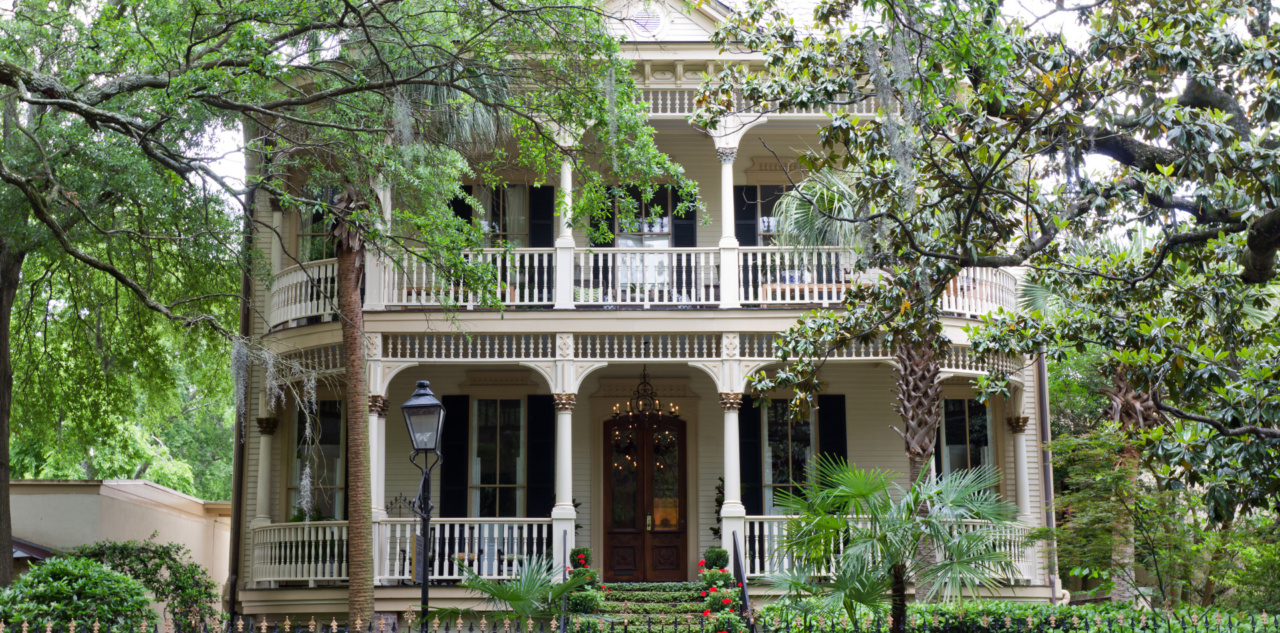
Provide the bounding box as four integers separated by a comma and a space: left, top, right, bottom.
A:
0, 0, 699, 621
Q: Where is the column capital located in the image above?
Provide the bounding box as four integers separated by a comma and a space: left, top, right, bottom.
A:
719, 392, 743, 411
554, 393, 576, 412
716, 147, 738, 164
255, 417, 279, 436
369, 394, 388, 416
1006, 416, 1029, 434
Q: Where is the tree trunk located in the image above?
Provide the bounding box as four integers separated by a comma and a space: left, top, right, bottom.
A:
1200, 517, 1234, 607
892, 338, 942, 601
890, 562, 907, 633
1109, 444, 1140, 604
337, 244, 373, 624
0, 246, 26, 587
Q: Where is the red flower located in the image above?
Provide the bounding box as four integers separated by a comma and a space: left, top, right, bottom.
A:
719, 568, 726, 573
583, 564, 589, 568
606, 590, 611, 593
700, 591, 707, 597
710, 586, 717, 592
698, 569, 705, 574
565, 566, 572, 570
702, 611, 710, 618
722, 598, 731, 605
737, 583, 743, 587
698, 560, 706, 566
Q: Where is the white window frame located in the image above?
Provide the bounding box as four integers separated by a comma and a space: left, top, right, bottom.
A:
289, 399, 346, 521
938, 398, 993, 477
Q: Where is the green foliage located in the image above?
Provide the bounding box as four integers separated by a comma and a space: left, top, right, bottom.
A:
1044, 347, 1112, 438
758, 599, 1274, 631
1223, 532, 1280, 611
570, 548, 592, 568
569, 568, 598, 586
703, 588, 741, 614
763, 457, 1018, 623
700, 569, 734, 589
71, 535, 220, 623
703, 548, 729, 570
445, 556, 588, 622
710, 611, 746, 633
0, 557, 151, 625
565, 590, 604, 615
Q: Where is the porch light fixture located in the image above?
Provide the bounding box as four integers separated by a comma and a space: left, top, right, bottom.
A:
611, 366, 680, 421
401, 379, 445, 630
402, 380, 445, 452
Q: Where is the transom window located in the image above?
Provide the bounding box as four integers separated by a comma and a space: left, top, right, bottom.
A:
290, 400, 345, 521
615, 186, 673, 248
471, 399, 526, 517
477, 186, 529, 247
763, 400, 813, 514
937, 399, 991, 477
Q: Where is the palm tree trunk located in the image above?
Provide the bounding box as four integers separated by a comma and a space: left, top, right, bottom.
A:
890, 562, 907, 633
337, 243, 374, 624
892, 338, 942, 601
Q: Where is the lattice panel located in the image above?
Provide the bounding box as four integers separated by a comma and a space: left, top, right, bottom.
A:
381, 333, 556, 360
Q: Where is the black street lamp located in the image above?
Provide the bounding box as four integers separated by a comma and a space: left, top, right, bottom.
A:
402, 380, 445, 632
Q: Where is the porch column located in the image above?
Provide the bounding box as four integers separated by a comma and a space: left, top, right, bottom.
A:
270, 205, 283, 274
1006, 416, 1031, 518
719, 393, 746, 562
369, 396, 388, 521
551, 394, 577, 574
554, 160, 576, 310
717, 149, 741, 308
250, 417, 279, 528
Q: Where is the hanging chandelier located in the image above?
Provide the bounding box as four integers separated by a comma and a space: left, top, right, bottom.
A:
611, 365, 680, 420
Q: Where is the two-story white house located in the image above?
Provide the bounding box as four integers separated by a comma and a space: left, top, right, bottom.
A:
230, 0, 1056, 619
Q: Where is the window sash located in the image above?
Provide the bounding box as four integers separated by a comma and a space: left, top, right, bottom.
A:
762, 400, 813, 514
289, 400, 346, 521
616, 186, 673, 241
939, 399, 991, 477
471, 399, 526, 517
478, 186, 530, 247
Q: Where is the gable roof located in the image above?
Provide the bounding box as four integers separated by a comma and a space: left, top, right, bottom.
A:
607, 0, 731, 42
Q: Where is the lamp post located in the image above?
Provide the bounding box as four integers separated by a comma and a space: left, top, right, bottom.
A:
402, 380, 446, 633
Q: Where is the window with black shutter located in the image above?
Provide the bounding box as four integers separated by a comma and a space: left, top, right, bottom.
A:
438, 395, 470, 517
529, 186, 556, 248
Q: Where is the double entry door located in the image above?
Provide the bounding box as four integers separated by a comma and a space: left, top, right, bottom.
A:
602, 414, 688, 582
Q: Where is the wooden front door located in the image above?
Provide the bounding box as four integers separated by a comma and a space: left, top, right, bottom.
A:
602, 414, 688, 582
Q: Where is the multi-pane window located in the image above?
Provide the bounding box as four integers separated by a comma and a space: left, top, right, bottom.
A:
937, 399, 991, 477
290, 400, 345, 521
477, 186, 530, 247
734, 185, 792, 246
299, 208, 336, 263
616, 186, 673, 248
763, 400, 812, 514
472, 399, 525, 517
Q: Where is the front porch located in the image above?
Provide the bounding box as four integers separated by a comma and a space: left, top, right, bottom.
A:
242, 344, 1046, 597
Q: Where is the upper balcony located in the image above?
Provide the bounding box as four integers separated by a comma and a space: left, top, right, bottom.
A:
266, 245, 1018, 330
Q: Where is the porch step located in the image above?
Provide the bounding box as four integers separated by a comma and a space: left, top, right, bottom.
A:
597, 582, 710, 626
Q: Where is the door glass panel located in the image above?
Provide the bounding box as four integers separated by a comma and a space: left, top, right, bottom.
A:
610, 422, 639, 529
651, 421, 680, 530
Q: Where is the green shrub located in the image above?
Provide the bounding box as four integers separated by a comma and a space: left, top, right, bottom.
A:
72, 535, 221, 622
703, 548, 729, 570
711, 611, 746, 633
1223, 539, 1280, 611
570, 547, 592, 569
569, 567, 598, 586
700, 569, 734, 591
703, 588, 741, 614
0, 557, 152, 625
566, 589, 604, 614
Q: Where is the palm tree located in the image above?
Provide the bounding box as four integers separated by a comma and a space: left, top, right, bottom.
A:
765, 456, 1020, 633
432, 556, 589, 626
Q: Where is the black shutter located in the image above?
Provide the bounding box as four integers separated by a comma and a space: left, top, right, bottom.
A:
451, 185, 474, 222
739, 395, 764, 516
526, 395, 556, 518
672, 186, 697, 248
439, 395, 470, 517
816, 395, 848, 465
734, 185, 758, 247
529, 186, 556, 248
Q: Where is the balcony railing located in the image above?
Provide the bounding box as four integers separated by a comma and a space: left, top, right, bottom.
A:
249, 518, 554, 586
572, 248, 720, 307
269, 246, 1018, 323
741, 515, 1034, 580
384, 249, 555, 310
269, 259, 338, 328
